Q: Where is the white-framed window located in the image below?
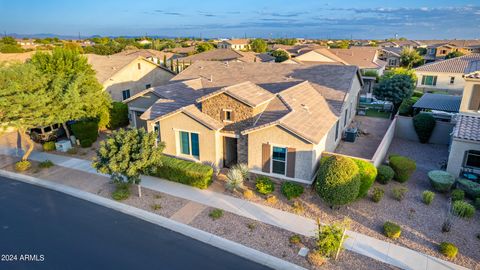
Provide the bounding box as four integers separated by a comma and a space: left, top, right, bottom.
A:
122, 89, 131, 100
222, 109, 233, 122
464, 150, 480, 169
271, 146, 287, 175
179, 131, 199, 159
449, 77, 455, 85
421, 75, 437, 86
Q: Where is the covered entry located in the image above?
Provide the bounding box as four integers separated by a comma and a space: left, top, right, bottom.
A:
223, 137, 238, 168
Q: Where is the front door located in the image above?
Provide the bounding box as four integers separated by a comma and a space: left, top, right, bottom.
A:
223, 137, 238, 168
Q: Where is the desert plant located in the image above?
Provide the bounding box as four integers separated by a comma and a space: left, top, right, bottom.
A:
243, 189, 254, 200
383, 221, 401, 239
266, 194, 278, 204
112, 182, 130, 201
392, 186, 408, 201
225, 167, 244, 192
15, 160, 31, 171
456, 178, 480, 198
389, 155, 416, 183
316, 156, 361, 206
42, 141, 56, 151
150, 204, 162, 210
292, 200, 304, 214
451, 189, 465, 201
38, 160, 54, 169
353, 159, 377, 198
316, 222, 347, 258
439, 242, 458, 259
232, 163, 249, 181
422, 190, 435, 205
452, 201, 475, 218
209, 209, 224, 220
281, 182, 304, 200
376, 165, 395, 184
289, 234, 302, 245
255, 176, 274, 195
372, 187, 385, 203
306, 250, 326, 267
413, 113, 436, 143
428, 170, 455, 192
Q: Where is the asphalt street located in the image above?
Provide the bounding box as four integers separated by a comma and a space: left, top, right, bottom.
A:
0, 176, 272, 270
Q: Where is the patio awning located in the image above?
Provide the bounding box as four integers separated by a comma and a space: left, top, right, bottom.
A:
412, 93, 461, 113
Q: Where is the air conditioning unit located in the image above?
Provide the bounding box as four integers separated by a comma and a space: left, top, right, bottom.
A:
55, 140, 72, 152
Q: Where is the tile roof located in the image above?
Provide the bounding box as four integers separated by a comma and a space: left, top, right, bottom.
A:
453, 114, 480, 142
328, 47, 386, 69
415, 53, 480, 74
198, 81, 275, 107
178, 49, 274, 63
114, 49, 174, 60
412, 93, 461, 113
223, 39, 249, 45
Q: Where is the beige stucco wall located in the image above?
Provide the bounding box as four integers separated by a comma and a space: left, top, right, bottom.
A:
415, 71, 465, 93
460, 80, 480, 114
447, 138, 480, 177
104, 59, 174, 101
154, 112, 221, 167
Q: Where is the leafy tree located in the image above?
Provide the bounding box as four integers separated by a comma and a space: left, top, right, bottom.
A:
274, 38, 297, 46
250, 38, 267, 53
272, 50, 290, 62
63, 42, 84, 53
0, 63, 52, 161
196, 42, 215, 53
1, 36, 17, 45
400, 48, 424, 68
373, 74, 415, 112
0, 44, 24, 53
330, 40, 350, 49
416, 47, 427, 56
30, 48, 112, 136
445, 51, 464, 59
93, 128, 165, 197
383, 67, 417, 82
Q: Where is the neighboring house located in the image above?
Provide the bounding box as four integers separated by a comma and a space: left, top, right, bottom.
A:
169, 46, 196, 56
113, 49, 174, 65
446, 71, 480, 177
124, 61, 363, 184
378, 47, 402, 68
138, 39, 152, 46
16, 39, 38, 49
378, 40, 425, 50
286, 47, 386, 96
270, 44, 325, 58
424, 41, 480, 62
415, 53, 480, 94
86, 54, 176, 101
177, 49, 274, 65
217, 39, 250, 51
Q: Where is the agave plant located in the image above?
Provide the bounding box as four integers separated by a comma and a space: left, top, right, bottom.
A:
225, 167, 244, 192
233, 163, 249, 181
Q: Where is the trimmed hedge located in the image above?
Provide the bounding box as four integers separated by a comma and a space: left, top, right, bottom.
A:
376, 165, 394, 184
413, 113, 436, 143
42, 141, 56, 151
153, 156, 213, 189
316, 156, 361, 206
389, 155, 416, 183
428, 170, 455, 192
383, 221, 401, 240
456, 178, 480, 199
71, 120, 99, 147
353, 159, 377, 199
281, 182, 304, 200
108, 101, 129, 130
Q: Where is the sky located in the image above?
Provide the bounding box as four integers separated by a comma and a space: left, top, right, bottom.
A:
0, 0, 479, 39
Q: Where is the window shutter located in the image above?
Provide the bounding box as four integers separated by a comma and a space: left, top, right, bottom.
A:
286, 148, 296, 178
220, 110, 225, 121
261, 143, 271, 173
230, 110, 235, 121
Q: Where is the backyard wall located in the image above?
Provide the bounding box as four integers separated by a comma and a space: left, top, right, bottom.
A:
394, 115, 454, 145
371, 117, 397, 167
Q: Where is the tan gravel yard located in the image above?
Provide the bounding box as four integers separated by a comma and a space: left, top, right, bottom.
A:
214, 138, 480, 269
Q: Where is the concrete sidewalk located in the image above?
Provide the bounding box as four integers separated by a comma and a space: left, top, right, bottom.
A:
1, 148, 468, 270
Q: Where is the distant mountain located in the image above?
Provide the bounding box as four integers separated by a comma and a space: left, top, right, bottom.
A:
6, 33, 187, 40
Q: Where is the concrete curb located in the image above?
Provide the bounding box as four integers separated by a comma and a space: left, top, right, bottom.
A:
0, 169, 307, 270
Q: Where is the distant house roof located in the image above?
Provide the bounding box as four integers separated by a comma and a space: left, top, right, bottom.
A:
178, 49, 274, 63
197, 81, 275, 107
453, 114, 480, 142
328, 47, 386, 69
169, 46, 196, 54
413, 93, 461, 113
380, 47, 403, 57
222, 39, 249, 45
415, 53, 480, 74
114, 49, 174, 61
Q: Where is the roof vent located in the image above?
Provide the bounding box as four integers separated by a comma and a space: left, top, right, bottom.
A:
301, 104, 310, 113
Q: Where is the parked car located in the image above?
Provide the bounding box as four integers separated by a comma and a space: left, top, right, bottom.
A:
28, 124, 65, 143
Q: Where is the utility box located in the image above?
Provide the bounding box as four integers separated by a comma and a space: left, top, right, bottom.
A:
344, 128, 358, 142
55, 140, 72, 152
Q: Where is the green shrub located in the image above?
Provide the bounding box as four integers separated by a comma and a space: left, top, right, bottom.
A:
376, 165, 395, 184
112, 182, 130, 201
439, 242, 458, 259
209, 209, 223, 220
289, 234, 302, 245
452, 201, 475, 218
67, 148, 78, 154
108, 101, 129, 129
151, 204, 162, 210
281, 182, 304, 200
316, 223, 346, 258
413, 113, 436, 143
451, 189, 465, 201
15, 160, 31, 171
392, 186, 408, 201
422, 190, 435, 205
316, 156, 361, 206
42, 141, 56, 151
153, 156, 213, 189
383, 221, 401, 239
39, 160, 54, 169
389, 155, 416, 183
372, 187, 384, 203
456, 178, 480, 199
255, 176, 274, 195
398, 98, 416, 116
475, 198, 480, 210
71, 120, 99, 147
353, 159, 377, 198
428, 170, 455, 192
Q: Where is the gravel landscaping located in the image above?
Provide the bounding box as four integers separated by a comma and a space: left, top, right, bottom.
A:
213, 138, 480, 269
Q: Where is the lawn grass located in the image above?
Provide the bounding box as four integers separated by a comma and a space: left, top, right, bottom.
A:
365, 110, 391, 119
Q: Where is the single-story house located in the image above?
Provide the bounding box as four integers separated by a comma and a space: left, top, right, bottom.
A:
378, 47, 402, 68
177, 49, 274, 65
113, 49, 174, 65
124, 61, 363, 184
217, 39, 250, 51
415, 53, 480, 94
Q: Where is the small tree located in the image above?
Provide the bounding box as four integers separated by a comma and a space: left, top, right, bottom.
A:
413, 113, 436, 143
382, 67, 417, 83
250, 38, 267, 53
373, 74, 415, 113
196, 42, 214, 53
400, 48, 424, 69
445, 51, 464, 59
92, 128, 164, 197
272, 50, 290, 62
